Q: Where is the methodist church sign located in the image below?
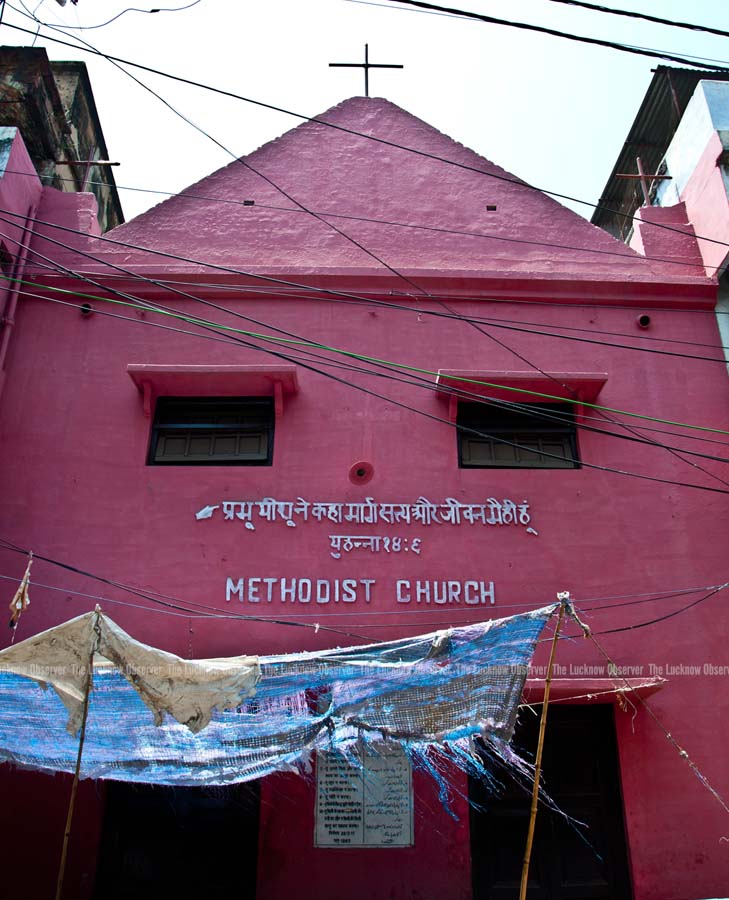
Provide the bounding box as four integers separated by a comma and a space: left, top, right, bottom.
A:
195, 496, 537, 607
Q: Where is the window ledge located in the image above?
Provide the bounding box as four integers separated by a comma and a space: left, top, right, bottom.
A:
127, 364, 299, 419
435, 369, 607, 421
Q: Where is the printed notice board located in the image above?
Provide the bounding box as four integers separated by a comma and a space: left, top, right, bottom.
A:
315, 745, 414, 847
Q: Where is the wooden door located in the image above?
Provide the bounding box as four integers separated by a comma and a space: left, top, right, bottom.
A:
94, 782, 260, 900
470, 705, 632, 900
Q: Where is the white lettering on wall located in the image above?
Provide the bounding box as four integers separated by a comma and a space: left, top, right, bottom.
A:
226, 577, 375, 604
226, 578, 495, 605
328, 535, 422, 559
196, 496, 535, 532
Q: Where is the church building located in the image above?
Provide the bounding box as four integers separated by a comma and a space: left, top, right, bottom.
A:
0, 92, 727, 900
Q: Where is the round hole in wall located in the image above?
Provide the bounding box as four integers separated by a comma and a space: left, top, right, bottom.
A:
80, 303, 94, 318
349, 461, 374, 485
637, 314, 651, 329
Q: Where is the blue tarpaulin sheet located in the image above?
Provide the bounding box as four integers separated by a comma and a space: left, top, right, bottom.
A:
0, 604, 554, 785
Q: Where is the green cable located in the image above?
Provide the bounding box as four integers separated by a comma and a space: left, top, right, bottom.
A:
9, 273, 729, 438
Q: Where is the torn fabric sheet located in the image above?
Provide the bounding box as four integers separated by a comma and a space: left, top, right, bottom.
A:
8, 554, 31, 627
0, 604, 555, 785
0, 611, 260, 734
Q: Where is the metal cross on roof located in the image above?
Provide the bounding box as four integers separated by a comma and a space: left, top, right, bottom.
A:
329, 44, 403, 98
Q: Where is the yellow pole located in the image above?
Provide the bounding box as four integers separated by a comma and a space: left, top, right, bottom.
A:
518, 595, 567, 900
55, 614, 99, 900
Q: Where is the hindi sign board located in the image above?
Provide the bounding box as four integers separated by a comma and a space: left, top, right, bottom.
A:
315, 745, 414, 848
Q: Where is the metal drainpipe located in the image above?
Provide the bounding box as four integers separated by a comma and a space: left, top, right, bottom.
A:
0, 200, 39, 398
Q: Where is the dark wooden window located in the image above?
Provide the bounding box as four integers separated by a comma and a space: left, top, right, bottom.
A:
148, 397, 274, 465
458, 402, 579, 469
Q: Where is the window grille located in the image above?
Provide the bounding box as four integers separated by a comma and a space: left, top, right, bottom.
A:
457, 402, 579, 469
148, 397, 274, 465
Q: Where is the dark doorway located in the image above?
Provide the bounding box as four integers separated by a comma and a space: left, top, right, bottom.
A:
94, 781, 259, 900
470, 705, 632, 900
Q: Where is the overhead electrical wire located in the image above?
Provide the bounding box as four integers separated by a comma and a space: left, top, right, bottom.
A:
575, 585, 729, 613
9, 205, 729, 468
4, 12, 716, 258
10, 0, 729, 308
2, 540, 723, 628
14, 0, 728, 503
433, 289, 729, 491
19, 282, 729, 472
13, 12, 722, 391
0, 538, 371, 640
5, 17, 729, 258
2, 232, 630, 482
17, 272, 729, 473
13, 6, 437, 302
0, 540, 724, 638
347, 0, 729, 68
18, 0, 203, 30
5, 14, 729, 493
0, 573, 721, 624
581, 582, 729, 635
14, 183, 729, 491
1, 216, 724, 620
15, 267, 729, 473
11, 219, 729, 438
580, 624, 729, 818
12, 20, 729, 499
13, 0, 726, 76
3, 204, 729, 374
3, 19, 728, 814
594, 400, 729, 490
383, 0, 729, 70
0, 165, 715, 275
8, 2, 438, 307
337, 582, 729, 630
25, 263, 724, 353
9, 0, 451, 316
9, 223, 729, 450
542, 0, 729, 40
7, 236, 729, 497
4, 25, 728, 824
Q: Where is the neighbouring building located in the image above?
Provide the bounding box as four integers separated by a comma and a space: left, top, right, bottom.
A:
593, 65, 729, 369
0, 95, 728, 900
0, 45, 123, 232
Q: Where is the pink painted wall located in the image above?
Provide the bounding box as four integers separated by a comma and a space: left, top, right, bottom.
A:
258, 768, 471, 900
0, 129, 42, 396
676, 130, 729, 276
0, 99, 728, 900
629, 201, 704, 273
630, 129, 729, 278
26, 98, 712, 290
0, 128, 42, 249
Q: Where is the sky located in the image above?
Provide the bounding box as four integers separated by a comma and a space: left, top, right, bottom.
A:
1, 0, 729, 223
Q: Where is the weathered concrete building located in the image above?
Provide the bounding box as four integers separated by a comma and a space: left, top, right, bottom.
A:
594, 66, 729, 375
0, 45, 123, 231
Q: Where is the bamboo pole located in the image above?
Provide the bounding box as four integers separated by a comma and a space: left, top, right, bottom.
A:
518, 595, 567, 900
54, 618, 98, 900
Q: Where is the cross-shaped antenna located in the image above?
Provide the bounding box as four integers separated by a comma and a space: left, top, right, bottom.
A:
615, 156, 672, 206
329, 43, 403, 98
